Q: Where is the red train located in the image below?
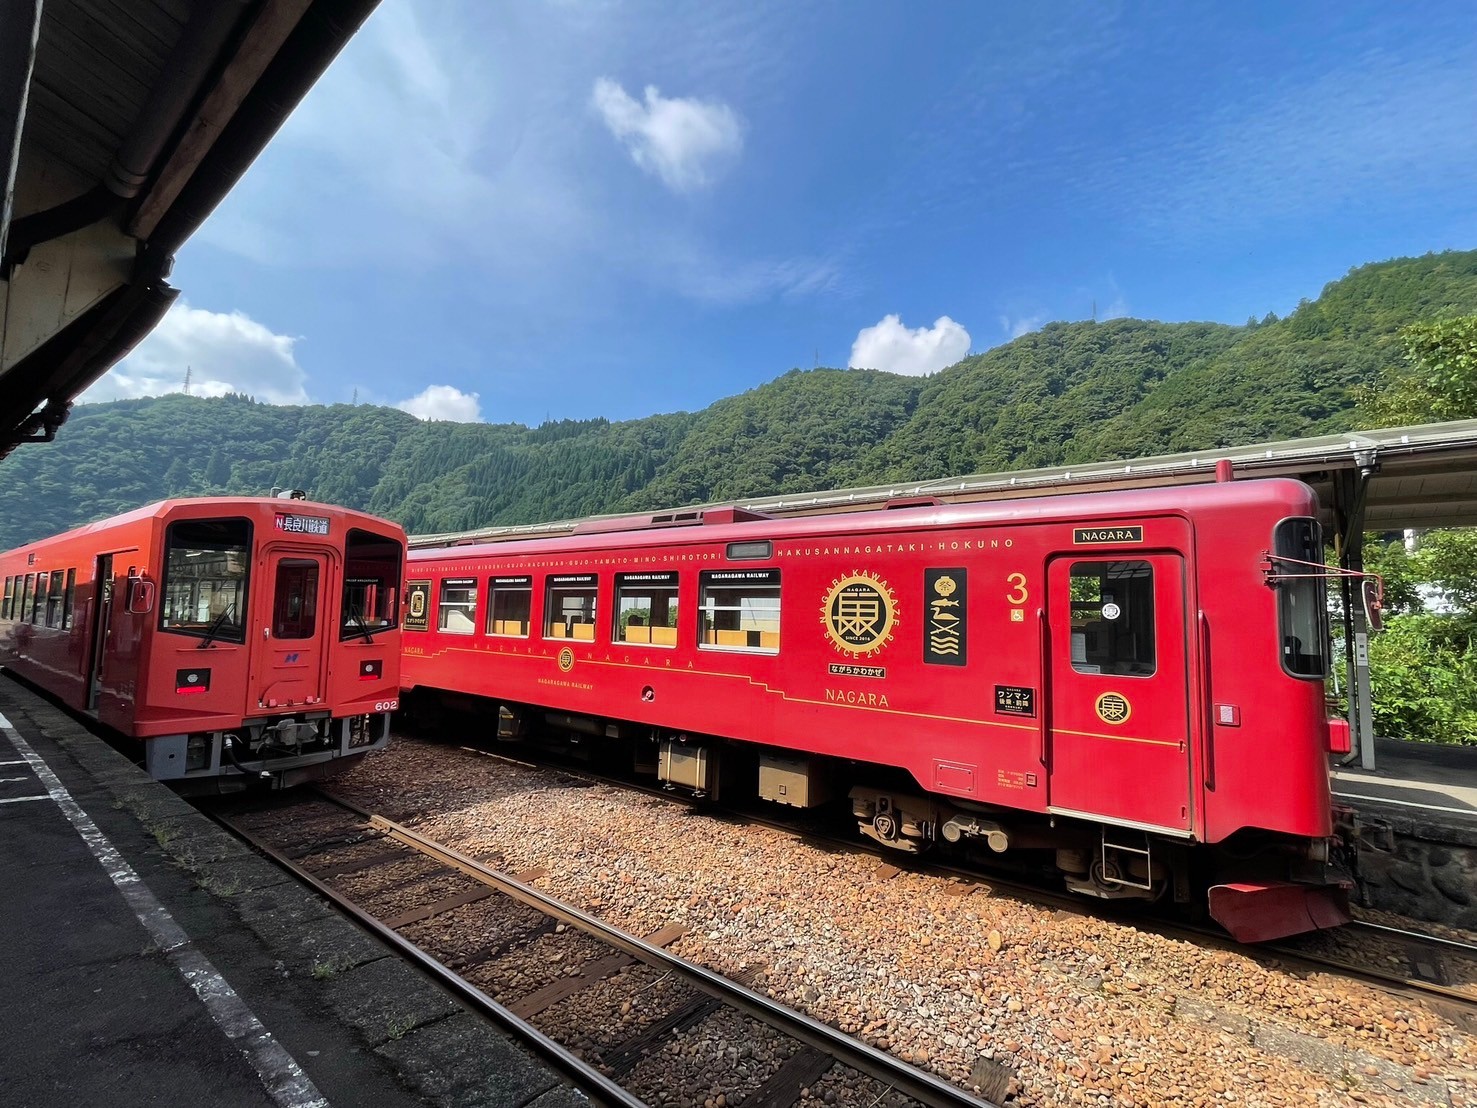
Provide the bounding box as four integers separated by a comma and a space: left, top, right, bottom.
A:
1, 496, 405, 791
401, 475, 1355, 941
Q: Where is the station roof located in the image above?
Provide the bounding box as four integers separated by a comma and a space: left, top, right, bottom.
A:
0, 0, 380, 461
409, 419, 1477, 548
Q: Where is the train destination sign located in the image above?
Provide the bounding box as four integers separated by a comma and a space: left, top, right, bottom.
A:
275, 513, 330, 536
1072, 525, 1143, 545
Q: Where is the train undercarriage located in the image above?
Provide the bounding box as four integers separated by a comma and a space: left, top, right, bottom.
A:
410, 690, 1351, 942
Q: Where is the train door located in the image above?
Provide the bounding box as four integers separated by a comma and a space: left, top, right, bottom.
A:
85, 554, 114, 711
249, 550, 332, 709
1044, 553, 1193, 834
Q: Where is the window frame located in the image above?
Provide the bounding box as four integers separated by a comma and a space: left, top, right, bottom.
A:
62, 569, 76, 630
544, 573, 599, 642
45, 569, 66, 628
437, 577, 479, 635
158, 517, 253, 644
1272, 517, 1331, 680
613, 571, 681, 647
698, 568, 782, 654
486, 575, 533, 638
1066, 559, 1158, 678
340, 527, 402, 641
30, 572, 46, 624
2, 576, 12, 619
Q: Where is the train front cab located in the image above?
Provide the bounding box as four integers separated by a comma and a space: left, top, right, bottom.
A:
1036, 494, 1348, 942
123, 505, 403, 791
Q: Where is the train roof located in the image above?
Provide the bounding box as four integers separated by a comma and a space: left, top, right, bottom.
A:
3, 497, 404, 556
410, 475, 1315, 562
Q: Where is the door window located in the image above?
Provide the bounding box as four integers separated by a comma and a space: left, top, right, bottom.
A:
272, 559, 320, 639
1068, 560, 1156, 676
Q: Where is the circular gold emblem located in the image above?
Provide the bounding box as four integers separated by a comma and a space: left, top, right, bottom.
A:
557, 647, 575, 673
1095, 691, 1132, 725
933, 574, 957, 597
820, 572, 898, 657
409, 590, 425, 618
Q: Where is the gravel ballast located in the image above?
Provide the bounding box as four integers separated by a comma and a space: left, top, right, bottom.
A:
335, 738, 1476, 1107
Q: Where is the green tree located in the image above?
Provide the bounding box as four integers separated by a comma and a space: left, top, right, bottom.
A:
1358, 315, 1477, 427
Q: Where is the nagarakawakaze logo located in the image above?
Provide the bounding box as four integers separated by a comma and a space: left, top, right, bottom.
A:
820, 571, 898, 657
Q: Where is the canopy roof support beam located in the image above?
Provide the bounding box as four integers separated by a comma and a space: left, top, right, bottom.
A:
0, 0, 43, 264
1333, 457, 1377, 771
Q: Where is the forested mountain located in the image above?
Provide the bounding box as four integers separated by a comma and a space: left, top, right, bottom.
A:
2, 249, 1476, 548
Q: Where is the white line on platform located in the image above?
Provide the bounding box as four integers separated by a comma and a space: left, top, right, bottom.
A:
0, 794, 47, 804
1334, 790, 1477, 816
0, 712, 329, 1108
0, 759, 28, 766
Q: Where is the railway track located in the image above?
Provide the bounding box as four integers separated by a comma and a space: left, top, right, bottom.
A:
213, 790, 1007, 1108
449, 741, 1477, 1028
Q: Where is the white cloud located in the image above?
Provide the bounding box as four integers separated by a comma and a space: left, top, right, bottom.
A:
591, 78, 744, 192
82, 302, 308, 404
999, 313, 1045, 340
849, 314, 971, 377
397, 385, 482, 423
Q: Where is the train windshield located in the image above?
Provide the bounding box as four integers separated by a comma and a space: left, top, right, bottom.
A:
1273, 518, 1329, 678
341, 529, 401, 640
160, 519, 252, 643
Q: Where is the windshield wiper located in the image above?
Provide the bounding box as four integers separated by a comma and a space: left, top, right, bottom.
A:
198, 605, 235, 649
345, 600, 374, 644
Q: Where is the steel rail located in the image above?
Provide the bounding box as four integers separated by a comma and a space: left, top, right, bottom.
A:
323, 790, 1002, 1108
1344, 919, 1477, 957
213, 805, 647, 1108
451, 742, 1477, 1018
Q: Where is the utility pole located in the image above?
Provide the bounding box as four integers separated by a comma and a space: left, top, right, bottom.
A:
183, 366, 192, 395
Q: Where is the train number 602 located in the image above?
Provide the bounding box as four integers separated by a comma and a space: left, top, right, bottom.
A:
374, 700, 399, 713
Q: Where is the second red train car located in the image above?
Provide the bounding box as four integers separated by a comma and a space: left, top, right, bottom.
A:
401, 476, 1353, 940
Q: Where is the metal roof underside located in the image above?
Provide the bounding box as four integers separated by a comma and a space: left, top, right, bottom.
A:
0, 0, 380, 460
410, 419, 1477, 548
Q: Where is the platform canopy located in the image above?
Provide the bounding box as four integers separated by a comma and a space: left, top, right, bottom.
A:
0, 0, 380, 461
411, 419, 1477, 548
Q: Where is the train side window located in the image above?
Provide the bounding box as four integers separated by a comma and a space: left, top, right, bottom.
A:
2, 576, 11, 619
487, 576, 532, 637
18, 575, 31, 622
1273, 518, 1330, 678
45, 571, 65, 628
1068, 561, 1156, 677
545, 574, 598, 641
614, 572, 680, 646
699, 569, 781, 652
62, 569, 76, 630
30, 572, 46, 623
438, 578, 478, 634
160, 518, 252, 643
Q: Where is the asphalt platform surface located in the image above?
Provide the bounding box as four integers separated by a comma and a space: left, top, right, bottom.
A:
0, 673, 585, 1108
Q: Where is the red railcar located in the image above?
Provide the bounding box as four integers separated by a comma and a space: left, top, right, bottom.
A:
1, 497, 405, 791
401, 477, 1352, 940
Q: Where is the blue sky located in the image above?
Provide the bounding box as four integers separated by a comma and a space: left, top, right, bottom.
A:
88, 0, 1477, 425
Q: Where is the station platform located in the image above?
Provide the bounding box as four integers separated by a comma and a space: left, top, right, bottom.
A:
1333, 738, 1477, 819
1332, 738, 1477, 930
0, 674, 584, 1108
